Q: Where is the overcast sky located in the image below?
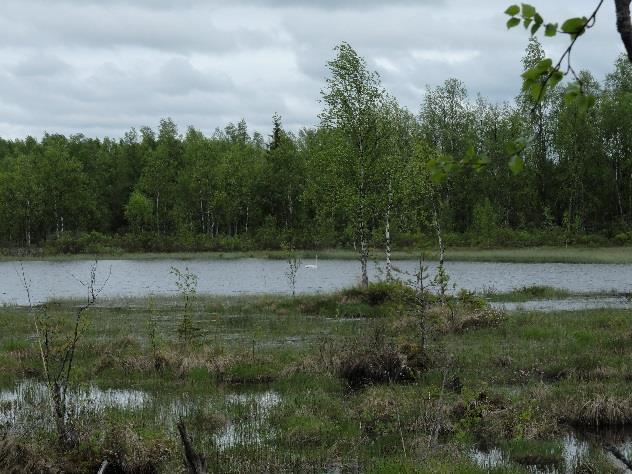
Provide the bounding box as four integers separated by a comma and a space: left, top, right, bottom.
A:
0, 0, 623, 139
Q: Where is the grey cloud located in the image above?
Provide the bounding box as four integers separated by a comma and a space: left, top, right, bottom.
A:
156, 58, 234, 95
11, 54, 70, 77
43, 0, 444, 10
0, 0, 624, 139
0, 1, 283, 53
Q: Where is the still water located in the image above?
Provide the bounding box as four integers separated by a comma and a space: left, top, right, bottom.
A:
1, 258, 632, 305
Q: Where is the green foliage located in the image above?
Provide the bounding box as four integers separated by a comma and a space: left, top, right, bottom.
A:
504, 4, 556, 37
561, 17, 588, 36
500, 2, 605, 182
470, 199, 499, 245
1, 46, 632, 254
125, 191, 153, 233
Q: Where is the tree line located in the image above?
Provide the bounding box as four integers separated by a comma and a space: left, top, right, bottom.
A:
1, 39, 632, 255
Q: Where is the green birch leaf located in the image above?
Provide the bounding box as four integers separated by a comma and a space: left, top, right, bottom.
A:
521, 3, 536, 18
561, 17, 586, 35
505, 4, 520, 16
507, 17, 521, 29
545, 23, 558, 36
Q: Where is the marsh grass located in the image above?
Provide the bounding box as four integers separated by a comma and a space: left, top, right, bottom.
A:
484, 285, 574, 302
1, 287, 631, 471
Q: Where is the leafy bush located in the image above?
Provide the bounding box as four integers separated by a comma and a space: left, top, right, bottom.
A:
456, 289, 487, 309
341, 281, 415, 307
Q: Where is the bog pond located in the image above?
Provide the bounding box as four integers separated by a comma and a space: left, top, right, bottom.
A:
1, 258, 632, 306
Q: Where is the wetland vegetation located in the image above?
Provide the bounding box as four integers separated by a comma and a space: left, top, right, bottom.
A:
2, 5, 632, 472
1, 279, 632, 472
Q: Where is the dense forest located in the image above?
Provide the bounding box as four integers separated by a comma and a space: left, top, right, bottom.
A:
2, 39, 632, 255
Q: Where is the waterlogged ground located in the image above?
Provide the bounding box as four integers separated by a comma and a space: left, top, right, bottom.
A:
2, 289, 632, 471
492, 297, 632, 312
2, 379, 631, 474
2, 258, 632, 305
471, 431, 632, 473
0, 380, 280, 450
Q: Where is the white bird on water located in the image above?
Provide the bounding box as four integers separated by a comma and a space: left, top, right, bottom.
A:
305, 255, 318, 269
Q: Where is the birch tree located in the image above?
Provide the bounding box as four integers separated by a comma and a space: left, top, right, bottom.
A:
319, 42, 390, 287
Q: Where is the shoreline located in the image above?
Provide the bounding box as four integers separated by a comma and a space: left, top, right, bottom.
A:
1, 246, 632, 264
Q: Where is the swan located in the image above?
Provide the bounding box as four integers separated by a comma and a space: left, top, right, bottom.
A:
305, 255, 318, 269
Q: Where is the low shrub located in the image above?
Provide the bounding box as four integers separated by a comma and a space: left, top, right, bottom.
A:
341, 281, 416, 307
338, 331, 422, 389
456, 289, 487, 309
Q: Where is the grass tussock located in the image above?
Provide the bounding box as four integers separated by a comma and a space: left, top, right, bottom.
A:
338, 330, 428, 389
429, 305, 506, 334
100, 424, 174, 473
558, 394, 632, 427
0, 425, 174, 474
0, 437, 59, 473
501, 439, 564, 468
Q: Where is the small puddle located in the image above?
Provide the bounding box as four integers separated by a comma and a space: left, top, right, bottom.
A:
218, 390, 281, 448
470, 430, 632, 473
0, 380, 149, 428
492, 297, 631, 312
0, 380, 281, 449
470, 447, 507, 469
159, 389, 281, 448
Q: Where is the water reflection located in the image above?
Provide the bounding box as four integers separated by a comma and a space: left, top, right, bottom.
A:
0, 380, 281, 449
471, 430, 632, 473
492, 297, 631, 312
470, 447, 507, 469
0, 380, 149, 428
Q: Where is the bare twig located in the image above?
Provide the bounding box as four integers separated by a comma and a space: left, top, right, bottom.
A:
18, 259, 109, 446
17, 262, 55, 422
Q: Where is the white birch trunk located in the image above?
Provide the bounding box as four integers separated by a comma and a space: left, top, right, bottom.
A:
385, 176, 393, 281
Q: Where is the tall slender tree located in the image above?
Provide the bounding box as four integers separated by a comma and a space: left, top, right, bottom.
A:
319, 42, 390, 286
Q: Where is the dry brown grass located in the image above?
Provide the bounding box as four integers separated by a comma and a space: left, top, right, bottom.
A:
0, 437, 60, 473
557, 394, 632, 426
101, 424, 174, 472
428, 306, 506, 334
337, 335, 416, 389
586, 366, 618, 381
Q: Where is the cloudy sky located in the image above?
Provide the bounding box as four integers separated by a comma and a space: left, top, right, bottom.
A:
0, 0, 623, 139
